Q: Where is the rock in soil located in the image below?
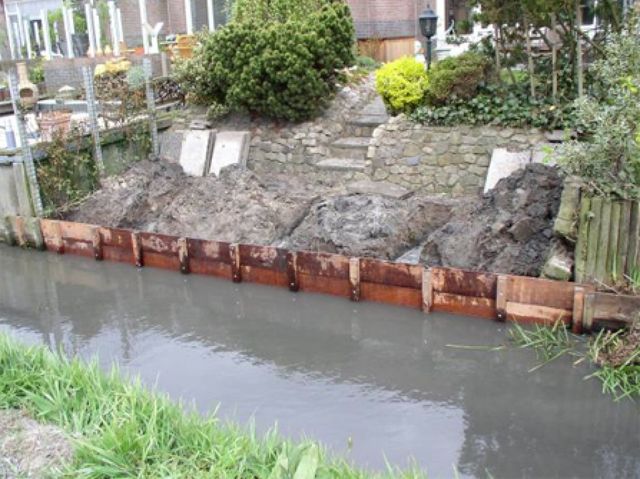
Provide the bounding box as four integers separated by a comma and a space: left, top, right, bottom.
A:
0, 409, 73, 478
421, 164, 564, 276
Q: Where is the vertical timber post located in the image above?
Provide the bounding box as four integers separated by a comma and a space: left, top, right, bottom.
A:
230, 243, 241, 283
422, 268, 433, 313
143, 58, 160, 159
8, 70, 44, 217
92, 227, 103, 261
574, 195, 591, 283
583, 293, 595, 333
572, 286, 585, 335
286, 251, 299, 292
178, 237, 190, 274
53, 220, 64, 254
82, 66, 105, 175
131, 231, 143, 267
496, 275, 508, 322
349, 257, 361, 302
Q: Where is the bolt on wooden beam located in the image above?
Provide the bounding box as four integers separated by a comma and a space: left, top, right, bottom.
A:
178, 237, 190, 274
131, 231, 143, 267
349, 257, 361, 302
230, 243, 242, 283
572, 286, 585, 335
422, 268, 433, 313
286, 251, 299, 292
496, 275, 508, 322
92, 227, 103, 261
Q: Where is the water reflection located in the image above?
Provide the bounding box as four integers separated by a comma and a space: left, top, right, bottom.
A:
0, 246, 638, 478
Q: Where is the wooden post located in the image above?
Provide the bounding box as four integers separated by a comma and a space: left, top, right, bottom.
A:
574, 195, 591, 283
496, 275, 508, 322
607, 202, 622, 284
595, 199, 612, 283
627, 201, 640, 275
618, 200, 631, 278
230, 244, 241, 283
585, 196, 602, 281
131, 231, 143, 267
349, 257, 361, 302
572, 286, 585, 334
178, 237, 190, 274
286, 251, 299, 292
422, 268, 433, 313
575, 0, 584, 98
92, 227, 103, 261
53, 221, 65, 254
14, 216, 26, 247
583, 292, 595, 333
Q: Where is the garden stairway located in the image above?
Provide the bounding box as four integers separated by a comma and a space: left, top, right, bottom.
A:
316, 96, 388, 174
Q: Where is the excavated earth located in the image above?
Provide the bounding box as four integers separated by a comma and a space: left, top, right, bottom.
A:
66, 160, 564, 275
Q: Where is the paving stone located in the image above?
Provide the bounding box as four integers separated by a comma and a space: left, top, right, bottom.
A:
158, 130, 184, 163
484, 148, 532, 193
347, 180, 414, 199
179, 130, 214, 177
209, 131, 250, 177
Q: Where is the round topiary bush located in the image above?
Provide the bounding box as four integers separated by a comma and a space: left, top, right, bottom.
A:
174, 0, 355, 122
375, 56, 429, 114
426, 51, 490, 105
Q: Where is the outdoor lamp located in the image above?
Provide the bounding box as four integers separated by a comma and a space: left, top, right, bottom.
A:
419, 7, 438, 70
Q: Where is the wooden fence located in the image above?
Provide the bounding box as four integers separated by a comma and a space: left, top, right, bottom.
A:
2, 216, 639, 333
575, 197, 640, 287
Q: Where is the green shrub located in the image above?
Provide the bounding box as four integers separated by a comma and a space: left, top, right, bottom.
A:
174, 0, 355, 122
375, 56, 429, 114
426, 51, 490, 105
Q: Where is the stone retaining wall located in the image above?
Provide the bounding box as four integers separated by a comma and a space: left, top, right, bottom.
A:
367, 116, 546, 195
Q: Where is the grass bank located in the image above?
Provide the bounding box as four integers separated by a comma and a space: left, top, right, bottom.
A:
0, 333, 424, 479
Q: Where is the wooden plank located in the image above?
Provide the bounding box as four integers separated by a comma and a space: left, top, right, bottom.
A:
359, 259, 422, 289
360, 282, 422, 309
431, 267, 497, 298
606, 201, 621, 284
422, 268, 432, 313
628, 201, 640, 275
230, 243, 241, 283
572, 286, 585, 334
506, 302, 572, 326
505, 275, 576, 311
496, 275, 507, 321
178, 237, 189, 274
595, 199, 612, 283
92, 227, 103, 261
585, 196, 602, 281
349, 257, 361, 302
593, 293, 640, 325
287, 251, 299, 292
297, 251, 349, 279
583, 293, 595, 333
617, 200, 632, 280
432, 292, 497, 319
131, 231, 143, 267
574, 195, 591, 283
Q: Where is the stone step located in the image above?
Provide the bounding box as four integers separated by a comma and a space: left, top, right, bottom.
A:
348, 114, 389, 128
328, 137, 370, 160
316, 158, 367, 172
360, 97, 388, 116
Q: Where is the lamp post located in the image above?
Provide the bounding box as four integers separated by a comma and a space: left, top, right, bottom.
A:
419, 7, 438, 70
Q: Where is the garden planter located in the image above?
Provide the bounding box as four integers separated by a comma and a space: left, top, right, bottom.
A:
38, 110, 73, 142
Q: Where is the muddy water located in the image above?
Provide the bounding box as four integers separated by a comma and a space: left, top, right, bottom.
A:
0, 246, 638, 478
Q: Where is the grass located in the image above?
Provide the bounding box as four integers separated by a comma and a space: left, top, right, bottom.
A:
0, 333, 426, 479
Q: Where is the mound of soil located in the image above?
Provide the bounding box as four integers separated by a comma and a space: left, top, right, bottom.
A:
421, 164, 564, 276
282, 194, 456, 260
0, 409, 73, 478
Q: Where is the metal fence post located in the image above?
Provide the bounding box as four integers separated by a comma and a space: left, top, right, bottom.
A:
82, 66, 105, 175
8, 70, 44, 217
143, 57, 159, 159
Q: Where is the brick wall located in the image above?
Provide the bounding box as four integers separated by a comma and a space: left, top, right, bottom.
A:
347, 0, 431, 39
119, 0, 170, 47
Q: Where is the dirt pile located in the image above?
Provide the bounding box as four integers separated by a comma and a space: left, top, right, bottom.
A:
282, 194, 456, 260
421, 164, 564, 276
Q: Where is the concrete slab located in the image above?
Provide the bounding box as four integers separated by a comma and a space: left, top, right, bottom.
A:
209, 131, 249, 177
347, 180, 413, 200
484, 148, 532, 193
13, 163, 34, 217
159, 129, 184, 163
179, 130, 214, 177
0, 164, 19, 216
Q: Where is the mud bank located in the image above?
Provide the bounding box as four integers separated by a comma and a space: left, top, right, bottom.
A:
66, 160, 563, 274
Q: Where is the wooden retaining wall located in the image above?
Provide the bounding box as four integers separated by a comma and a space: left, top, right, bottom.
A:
2, 216, 639, 332
575, 197, 640, 287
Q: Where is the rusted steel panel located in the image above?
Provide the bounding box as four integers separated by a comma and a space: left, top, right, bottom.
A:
496, 275, 507, 322
102, 245, 134, 264
141, 251, 180, 271
239, 244, 287, 271
101, 227, 133, 249
187, 238, 231, 262
593, 293, 640, 325
286, 251, 299, 292
505, 275, 576, 311
506, 302, 572, 326
241, 266, 289, 288
230, 244, 242, 283
432, 292, 497, 319
422, 268, 433, 313
297, 251, 349, 279
59, 221, 96, 242
190, 259, 232, 279
431, 267, 498, 299
63, 239, 94, 258
40, 219, 64, 253
349, 258, 361, 302
298, 272, 351, 298
12, 216, 26, 246
92, 227, 104, 261
139, 232, 179, 255
361, 282, 422, 309
359, 258, 422, 289
178, 237, 189, 274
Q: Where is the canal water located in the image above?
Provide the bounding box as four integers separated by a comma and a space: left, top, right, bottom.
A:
0, 245, 638, 478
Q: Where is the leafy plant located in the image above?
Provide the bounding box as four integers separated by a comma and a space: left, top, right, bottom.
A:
375, 56, 429, 114
28, 59, 45, 85
510, 321, 576, 371
426, 51, 490, 105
